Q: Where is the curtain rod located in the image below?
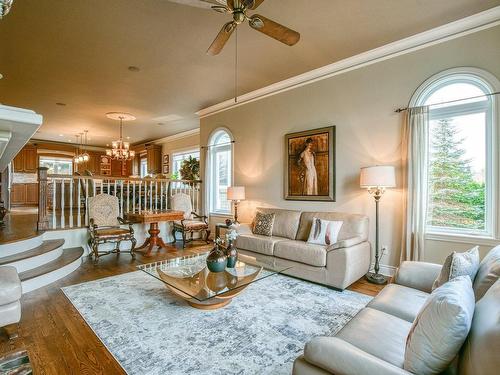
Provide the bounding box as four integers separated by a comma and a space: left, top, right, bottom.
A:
394, 91, 500, 113
201, 140, 235, 149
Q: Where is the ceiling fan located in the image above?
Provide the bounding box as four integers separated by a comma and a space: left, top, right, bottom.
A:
169, 0, 300, 55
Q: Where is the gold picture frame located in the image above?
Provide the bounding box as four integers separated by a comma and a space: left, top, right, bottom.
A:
284, 126, 335, 201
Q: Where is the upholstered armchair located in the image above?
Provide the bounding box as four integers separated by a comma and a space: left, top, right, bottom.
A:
0, 266, 22, 340
171, 193, 210, 248
88, 194, 136, 263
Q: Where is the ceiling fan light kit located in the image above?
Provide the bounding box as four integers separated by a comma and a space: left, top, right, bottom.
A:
206, 0, 300, 56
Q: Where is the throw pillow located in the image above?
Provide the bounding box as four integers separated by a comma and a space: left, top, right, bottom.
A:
404, 276, 475, 374
253, 212, 275, 236
307, 218, 343, 246
432, 246, 480, 290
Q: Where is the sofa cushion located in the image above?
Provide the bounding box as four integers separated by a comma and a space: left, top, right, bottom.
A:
405, 276, 475, 374
253, 212, 275, 236
296, 211, 368, 242
307, 218, 343, 246
0, 266, 22, 305
256, 207, 301, 239
274, 240, 327, 267
335, 307, 411, 368
367, 284, 429, 322
473, 245, 500, 301
235, 234, 287, 256
458, 279, 500, 375
432, 246, 479, 290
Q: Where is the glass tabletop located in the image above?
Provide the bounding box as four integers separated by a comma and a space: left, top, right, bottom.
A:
137, 252, 292, 302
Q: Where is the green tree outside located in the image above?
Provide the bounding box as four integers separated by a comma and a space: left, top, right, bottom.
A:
427, 118, 485, 230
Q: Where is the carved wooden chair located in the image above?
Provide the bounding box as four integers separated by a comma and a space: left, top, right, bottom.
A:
171, 193, 210, 248
87, 194, 136, 263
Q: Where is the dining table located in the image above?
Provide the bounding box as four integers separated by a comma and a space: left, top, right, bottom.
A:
126, 210, 185, 257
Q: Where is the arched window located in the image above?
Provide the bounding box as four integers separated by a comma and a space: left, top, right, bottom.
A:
207, 129, 233, 215
413, 69, 497, 236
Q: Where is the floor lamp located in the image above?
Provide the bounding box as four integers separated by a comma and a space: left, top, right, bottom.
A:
360, 165, 396, 285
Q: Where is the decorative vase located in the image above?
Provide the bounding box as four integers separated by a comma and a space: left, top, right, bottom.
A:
206, 244, 227, 273
225, 241, 238, 268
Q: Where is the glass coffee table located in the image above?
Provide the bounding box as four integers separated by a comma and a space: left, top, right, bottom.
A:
137, 252, 291, 310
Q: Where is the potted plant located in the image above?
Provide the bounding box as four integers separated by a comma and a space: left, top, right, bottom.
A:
179, 156, 199, 181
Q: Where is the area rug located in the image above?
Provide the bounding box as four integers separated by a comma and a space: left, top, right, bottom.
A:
62, 271, 371, 375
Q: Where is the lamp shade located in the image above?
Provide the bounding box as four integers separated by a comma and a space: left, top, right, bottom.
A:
227, 186, 245, 201
360, 166, 396, 188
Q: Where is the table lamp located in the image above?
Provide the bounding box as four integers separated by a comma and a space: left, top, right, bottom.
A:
360, 165, 396, 285
227, 186, 245, 224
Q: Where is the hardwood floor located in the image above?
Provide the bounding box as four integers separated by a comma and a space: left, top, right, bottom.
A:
0, 225, 385, 374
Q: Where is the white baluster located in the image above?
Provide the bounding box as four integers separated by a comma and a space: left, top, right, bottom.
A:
61, 178, 65, 228
69, 178, 73, 228
127, 180, 130, 214
155, 181, 158, 210
52, 178, 56, 229
149, 180, 153, 210
139, 181, 142, 213
114, 180, 117, 196
132, 181, 136, 212
85, 178, 89, 226
77, 178, 81, 227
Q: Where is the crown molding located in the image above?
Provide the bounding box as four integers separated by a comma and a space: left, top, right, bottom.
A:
153, 128, 200, 145
197, 6, 500, 118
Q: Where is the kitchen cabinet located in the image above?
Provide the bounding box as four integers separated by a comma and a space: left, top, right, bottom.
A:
26, 183, 38, 204
13, 146, 38, 173
11, 183, 38, 206
146, 144, 162, 174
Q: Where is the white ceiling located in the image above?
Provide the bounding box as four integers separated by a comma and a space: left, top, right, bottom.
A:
0, 0, 499, 146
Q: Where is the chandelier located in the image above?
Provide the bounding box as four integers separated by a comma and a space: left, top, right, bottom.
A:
74, 130, 90, 164
105, 112, 136, 161
0, 0, 14, 19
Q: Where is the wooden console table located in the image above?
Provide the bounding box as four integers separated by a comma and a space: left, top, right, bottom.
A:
126, 210, 184, 257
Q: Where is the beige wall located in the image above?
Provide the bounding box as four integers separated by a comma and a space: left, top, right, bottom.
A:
200, 26, 500, 269
155, 132, 200, 177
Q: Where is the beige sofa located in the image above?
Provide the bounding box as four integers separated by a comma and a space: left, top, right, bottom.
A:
235, 208, 370, 290
293, 245, 500, 375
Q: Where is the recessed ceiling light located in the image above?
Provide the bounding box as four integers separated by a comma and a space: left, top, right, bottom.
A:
157, 122, 165, 126
59, 134, 64, 137
128, 66, 140, 72
0, 73, 3, 80
126, 136, 130, 139
68, 140, 72, 142
56, 102, 66, 106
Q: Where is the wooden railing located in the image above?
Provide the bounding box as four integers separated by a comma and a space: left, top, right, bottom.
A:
37, 168, 202, 230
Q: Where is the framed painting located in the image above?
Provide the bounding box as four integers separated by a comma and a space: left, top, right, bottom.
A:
163, 154, 170, 174
284, 126, 335, 201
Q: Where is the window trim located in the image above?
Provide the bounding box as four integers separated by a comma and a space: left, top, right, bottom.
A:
207, 127, 234, 216
410, 67, 499, 241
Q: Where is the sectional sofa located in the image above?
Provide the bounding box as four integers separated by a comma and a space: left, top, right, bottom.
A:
235, 208, 371, 290
293, 245, 500, 375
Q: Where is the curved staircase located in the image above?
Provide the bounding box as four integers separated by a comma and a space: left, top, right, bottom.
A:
0, 235, 84, 294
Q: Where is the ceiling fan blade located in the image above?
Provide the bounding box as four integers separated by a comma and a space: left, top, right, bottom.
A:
242, 0, 265, 10
207, 22, 236, 56
166, 0, 221, 10
211, 5, 231, 13
249, 14, 300, 46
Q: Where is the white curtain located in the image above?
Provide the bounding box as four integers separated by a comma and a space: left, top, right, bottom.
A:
400, 106, 429, 262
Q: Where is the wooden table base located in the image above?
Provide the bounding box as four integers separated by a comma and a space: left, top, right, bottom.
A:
135, 222, 170, 257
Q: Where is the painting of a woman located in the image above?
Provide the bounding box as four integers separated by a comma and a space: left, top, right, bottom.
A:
298, 138, 318, 195
285, 126, 335, 201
